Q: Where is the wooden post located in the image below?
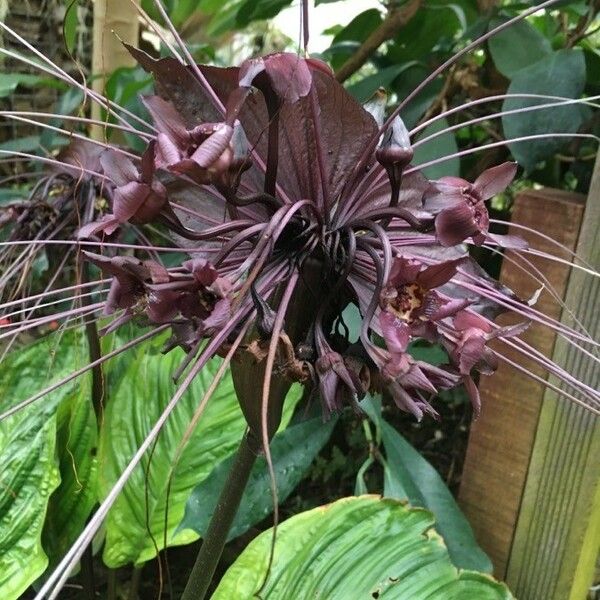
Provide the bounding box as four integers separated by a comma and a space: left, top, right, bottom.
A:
505, 159, 600, 599
459, 185, 586, 578
458, 163, 600, 597
90, 0, 140, 139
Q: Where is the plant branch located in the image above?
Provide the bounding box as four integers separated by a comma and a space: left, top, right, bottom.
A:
334, 0, 422, 83
181, 432, 259, 600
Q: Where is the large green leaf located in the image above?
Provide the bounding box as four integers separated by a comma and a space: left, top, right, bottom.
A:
235, 0, 293, 27
179, 415, 336, 541
211, 496, 513, 599
362, 398, 492, 573
501, 49, 588, 171
487, 17, 552, 78
98, 340, 301, 567
42, 379, 98, 569
347, 63, 419, 104
0, 332, 89, 599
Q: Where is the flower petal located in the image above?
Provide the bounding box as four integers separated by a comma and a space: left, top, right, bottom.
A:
473, 161, 517, 200
435, 202, 478, 247
379, 311, 411, 355
417, 258, 464, 289
113, 182, 152, 224
77, 215, 120, 238
264, 53, 313, 103
388, 256, 422, 286
190, 124, 234, 169
463, 376, 481, 418
100, 151, 138, 187
156, 132, 182, 167
141, 95, 189, 146
423, 182, 468, 211
453, 310, 492, 332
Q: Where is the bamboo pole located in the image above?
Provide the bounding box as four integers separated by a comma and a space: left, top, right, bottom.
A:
90, 0, 140, 139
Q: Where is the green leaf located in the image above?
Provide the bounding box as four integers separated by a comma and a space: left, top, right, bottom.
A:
332, 8, 382, 44
347, 62, 419, 104
487, 17, 552, 78
63, 0, 78, 54
39, 88, 84, 150
170, 0, 203, 27
502, 49, 588, 171
0, 135, 39, 154
0, 332, 89, 599
0, 73, 43, 97
327, 9, 383, 71
42, 380, 98, 569
180, 416, 336, 541
407, 340, 449, 366
413, 117, 460, 179
211, 496, 513, 599
235, 0, 292, 27
387, 6, 462, 64
362, 398, 492, 574
98, 340, 301, 567
391, 65, 443, 130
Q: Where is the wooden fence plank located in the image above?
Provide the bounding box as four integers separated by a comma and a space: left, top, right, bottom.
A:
458, 186, 586, 579
506, 159, 600, 599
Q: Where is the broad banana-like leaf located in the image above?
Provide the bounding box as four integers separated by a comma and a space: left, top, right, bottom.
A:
42, 378, 98, 568
179, 415, 337, 541
212, 496, 514, 599
98, 339, 301, 567
0, 332, 89, 599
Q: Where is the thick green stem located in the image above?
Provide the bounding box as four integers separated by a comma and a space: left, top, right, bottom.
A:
80, 546, 95, 600
181, 432, 258, 600
127, 566, 143, 600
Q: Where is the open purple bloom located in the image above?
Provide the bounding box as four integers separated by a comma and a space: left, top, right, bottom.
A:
442, 309, 529, 416
84, 250, 232, 339
424, 162, 518, 246
379, 256, 470, 353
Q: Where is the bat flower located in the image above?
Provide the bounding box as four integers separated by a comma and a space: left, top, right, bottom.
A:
142, 95, 247, 187
79, 145, 168, 238
443, 309, 529, 416
424, 162, 518, 247
85, 251, 232, 336
86, 46, 541, 433
378, 351, 459, 421
315, 350, 363, 416
378, 256, 470, 354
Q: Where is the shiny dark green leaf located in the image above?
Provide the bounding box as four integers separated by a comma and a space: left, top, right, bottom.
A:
502, 49, 588, 170
180, 415, 336, 541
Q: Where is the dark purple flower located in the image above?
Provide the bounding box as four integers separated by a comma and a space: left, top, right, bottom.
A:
443, 309, 528, 416
84, 251, 232, 340
142, 95, 246, 186
79, 145, 168, 237
79, 48, 538, 426
379, 256, 469, 354
424, 162, 517, 246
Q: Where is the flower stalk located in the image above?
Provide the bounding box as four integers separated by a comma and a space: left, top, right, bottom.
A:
181, 431, 259, 600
